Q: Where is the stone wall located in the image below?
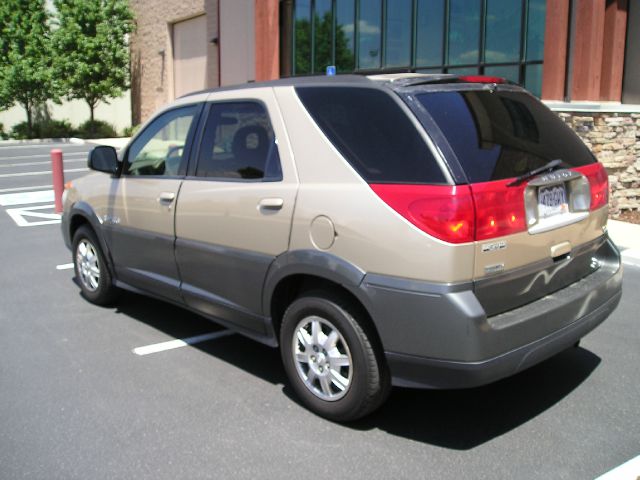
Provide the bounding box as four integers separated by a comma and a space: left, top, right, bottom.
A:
557, 111, 640, 215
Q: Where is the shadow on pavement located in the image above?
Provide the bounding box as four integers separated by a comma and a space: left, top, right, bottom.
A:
109, 289, 601, 450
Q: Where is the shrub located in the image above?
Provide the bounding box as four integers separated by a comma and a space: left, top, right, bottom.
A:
74, 119, 117, 139
122, 124, 141, 137
0, 122, 7, 140
10, 119, 74, 139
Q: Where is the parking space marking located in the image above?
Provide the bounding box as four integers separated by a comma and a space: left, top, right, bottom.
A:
0, 190, 53, 206
56, 263, 74, 270
0, 152, 87, 162
0, 185, 52, 193
132, 330, 234, 356
595, 454, 640, 479
0, 167, 88, 178
0, 158, 86, 168
5, 204, 61, 227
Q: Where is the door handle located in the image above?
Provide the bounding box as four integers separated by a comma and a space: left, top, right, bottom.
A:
158, 192, 176, 205
258, 198, 284, 210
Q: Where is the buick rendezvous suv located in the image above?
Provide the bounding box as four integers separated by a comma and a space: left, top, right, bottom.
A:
61, 74, 622, 421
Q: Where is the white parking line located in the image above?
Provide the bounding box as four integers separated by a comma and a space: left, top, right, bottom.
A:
0, 167, 88, 178
595, 454, 640, 479
0, 158, 86, 168
133, 330, 234, 356
0, 152, 87, 162
5, 204, 61, 227
56, 263, 74, 270
0, 185, 53, 193
0, 189, 53, 206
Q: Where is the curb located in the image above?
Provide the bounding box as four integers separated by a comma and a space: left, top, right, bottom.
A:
608, 219, 640, 268
84, 137, 130, 150
0, 137, 85, 146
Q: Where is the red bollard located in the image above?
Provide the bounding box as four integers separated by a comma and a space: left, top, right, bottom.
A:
51, 149, 65, 213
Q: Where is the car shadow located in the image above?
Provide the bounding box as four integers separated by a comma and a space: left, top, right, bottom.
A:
108, 289, 601, 450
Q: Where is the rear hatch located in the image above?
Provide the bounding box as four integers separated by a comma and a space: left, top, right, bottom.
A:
410, 84, 610, 316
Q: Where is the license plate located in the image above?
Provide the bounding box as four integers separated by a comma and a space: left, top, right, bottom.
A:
538, 184, 568, 218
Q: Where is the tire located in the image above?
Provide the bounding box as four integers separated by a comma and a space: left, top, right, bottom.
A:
72, 225, 119, 305
280, 291, 390, 422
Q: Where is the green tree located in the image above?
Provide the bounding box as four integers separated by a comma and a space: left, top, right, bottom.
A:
53, 0, 134, 124
0, 0, 56, 132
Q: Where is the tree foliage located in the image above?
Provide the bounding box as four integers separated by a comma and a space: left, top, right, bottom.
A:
0, 0, 56, 131
53, 0, 134, 123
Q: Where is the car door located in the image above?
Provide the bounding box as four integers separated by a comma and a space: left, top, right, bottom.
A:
104, 103, 201, 302
175, 89, 298, 335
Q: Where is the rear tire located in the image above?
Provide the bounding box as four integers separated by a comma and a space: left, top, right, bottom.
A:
72, 226, 119, 306
280, 291, 390, 421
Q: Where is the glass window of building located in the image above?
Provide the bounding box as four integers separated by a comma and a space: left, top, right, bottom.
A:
289, 0, 546, 97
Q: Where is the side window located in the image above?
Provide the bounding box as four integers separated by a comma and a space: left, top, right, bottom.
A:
195, 102, 282, 181
125, 105, 198, 176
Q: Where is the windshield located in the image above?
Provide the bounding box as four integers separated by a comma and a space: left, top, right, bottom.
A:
416, 90, 595, 183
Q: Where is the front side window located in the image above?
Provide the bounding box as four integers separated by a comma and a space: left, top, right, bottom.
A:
195, 102, 282, 181
125, 105, 198, 176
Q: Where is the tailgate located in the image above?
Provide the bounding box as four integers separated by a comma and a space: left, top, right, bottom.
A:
415, 87, 610, 315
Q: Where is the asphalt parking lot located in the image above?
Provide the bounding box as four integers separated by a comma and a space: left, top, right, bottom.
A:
1, 141, 639, 479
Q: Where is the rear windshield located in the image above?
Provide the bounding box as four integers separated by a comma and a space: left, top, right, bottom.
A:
416, 90, 595, 183
296, 87, 446, 184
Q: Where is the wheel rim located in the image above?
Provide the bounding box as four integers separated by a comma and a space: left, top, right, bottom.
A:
76, 239, 100, 292
292, 316, 353, 401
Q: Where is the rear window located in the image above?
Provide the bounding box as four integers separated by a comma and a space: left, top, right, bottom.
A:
417, 90, 595, 183
296, 87, 446, 184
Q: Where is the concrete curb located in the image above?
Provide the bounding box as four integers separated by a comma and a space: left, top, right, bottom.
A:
608, 219, 640, 268
0, 137, 85, 146
84, 137, 131, 150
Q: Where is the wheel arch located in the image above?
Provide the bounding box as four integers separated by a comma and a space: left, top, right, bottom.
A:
263, 251, 383, 352
67, 202, 115, 277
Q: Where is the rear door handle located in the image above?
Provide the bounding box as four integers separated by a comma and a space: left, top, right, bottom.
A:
258, 198, 284, 210
158, 192, 176, 205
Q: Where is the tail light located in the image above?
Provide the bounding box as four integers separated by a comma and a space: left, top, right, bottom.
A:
371, 163, 607, 244
457, 75, 506, 84
470, 179, 527, 240
575, 163, 609, 211
369, 184, 475, 243
370, 181, 526, 244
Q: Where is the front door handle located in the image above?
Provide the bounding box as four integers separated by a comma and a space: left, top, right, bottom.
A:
258, 198, 284, 210
158, 192, 176, 205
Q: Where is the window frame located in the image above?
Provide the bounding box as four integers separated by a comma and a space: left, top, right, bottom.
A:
121, 103, 204, 179
187, 99, 284, 183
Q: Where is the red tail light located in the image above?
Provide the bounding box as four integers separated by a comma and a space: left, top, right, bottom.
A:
369, 184, 475, 243
370, 181, 526, 244
458, 75, 506, 84
470, 179, 527, 240
574, 163, 609, 211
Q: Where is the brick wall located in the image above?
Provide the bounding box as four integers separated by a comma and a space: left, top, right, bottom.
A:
557, 111, 640, 215
129, 0, 219, 124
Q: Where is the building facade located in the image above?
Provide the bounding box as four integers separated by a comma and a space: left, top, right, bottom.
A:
129, 0, 640, 212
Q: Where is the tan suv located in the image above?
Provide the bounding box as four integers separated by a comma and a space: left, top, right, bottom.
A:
61, 74, 622, 421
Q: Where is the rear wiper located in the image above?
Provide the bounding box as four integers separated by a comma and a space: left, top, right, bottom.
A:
507, 159, 563, 186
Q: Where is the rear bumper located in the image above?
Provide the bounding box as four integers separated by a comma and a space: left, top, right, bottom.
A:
360, 237, 622, 389
385, 290, 620, 388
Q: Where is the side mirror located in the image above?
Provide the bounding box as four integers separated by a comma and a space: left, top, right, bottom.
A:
88, 146, 119, 174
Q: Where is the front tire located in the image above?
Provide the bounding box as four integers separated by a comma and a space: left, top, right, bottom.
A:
280, 291, 390, 421
72, 225, 118, 305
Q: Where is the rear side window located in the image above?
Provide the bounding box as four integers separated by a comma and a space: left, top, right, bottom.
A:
417, 90, 596, 183
296, 87, 446, 184
195, 102, 282, 181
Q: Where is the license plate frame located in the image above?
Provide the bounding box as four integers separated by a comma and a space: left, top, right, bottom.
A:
537, 184, 569, 219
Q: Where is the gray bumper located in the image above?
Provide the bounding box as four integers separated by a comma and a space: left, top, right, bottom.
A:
360, 238, 622, 389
